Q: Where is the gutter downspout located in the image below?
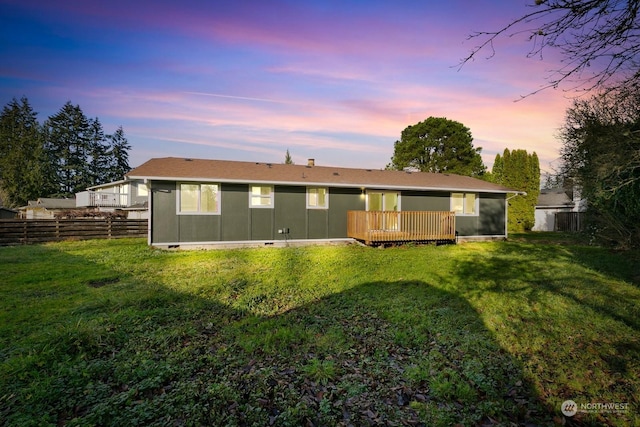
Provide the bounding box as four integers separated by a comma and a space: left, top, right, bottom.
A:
505, 191, 527, 239
144, 178, 152, 246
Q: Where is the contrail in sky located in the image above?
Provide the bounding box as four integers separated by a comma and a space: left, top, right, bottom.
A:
184, 91, 293, 105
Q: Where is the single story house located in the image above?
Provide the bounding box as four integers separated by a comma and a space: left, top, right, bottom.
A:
127, 157, 523, 248
19, 198, 76, 219
532, 188, 586, 232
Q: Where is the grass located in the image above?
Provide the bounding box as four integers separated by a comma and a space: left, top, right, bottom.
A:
0, 234, 639, 426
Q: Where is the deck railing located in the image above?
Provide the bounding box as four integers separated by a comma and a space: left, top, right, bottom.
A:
347, 210, 456, 245
76, 191, 129, 208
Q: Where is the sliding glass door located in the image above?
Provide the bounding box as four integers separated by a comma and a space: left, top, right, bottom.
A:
367, 192, 399, 230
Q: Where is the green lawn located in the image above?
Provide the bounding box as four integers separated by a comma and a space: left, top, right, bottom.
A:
1, 235, 638, 426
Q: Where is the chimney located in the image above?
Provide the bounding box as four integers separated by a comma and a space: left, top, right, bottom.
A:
307, 158, 315, 166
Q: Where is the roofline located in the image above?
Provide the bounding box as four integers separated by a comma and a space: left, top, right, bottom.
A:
87, 178, 132, 190
127, 174, 522, 194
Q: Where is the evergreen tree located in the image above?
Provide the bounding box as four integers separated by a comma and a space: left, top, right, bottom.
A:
491, 153, 503, 183
87, 117, 111, 186
491, 148, 540, 232
44, 102, 92, 195
0, 97, 53, 207
106, 126, 131, 182
284, 149, 294, 164
389, 117, 486, 177
2, 98, 133, 201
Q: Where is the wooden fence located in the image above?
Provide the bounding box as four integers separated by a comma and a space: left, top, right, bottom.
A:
347, 210, 456, 245
555, 212, 584, 232
0, 219, 147, 245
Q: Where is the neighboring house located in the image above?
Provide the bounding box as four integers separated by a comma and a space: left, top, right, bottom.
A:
0, 207, 17, 219
19, 198, 76, 219
532, 188, 586, 231
127, 157, 523, 248
76, 179, 149, 219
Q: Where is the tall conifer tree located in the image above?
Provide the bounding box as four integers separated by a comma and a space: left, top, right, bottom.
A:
491, 149, 540, 232
1, 98, 133, 201
106, 126, 131, 182
0, 97, 53, 207
44, 102, 92, 195
87, 117, 110, 186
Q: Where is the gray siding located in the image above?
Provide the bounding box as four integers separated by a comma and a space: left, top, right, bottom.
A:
328, 188, 365, 238
479, 193, 505, 235
179, 215, 220, 242
401, 191, 449, 211
455, 216, 479, 237
308, 209, 329, 239
151, 181, 178, 243
274, 186, 306, 240
149, 181, 507, 244
455, 193, 506, 236
250, 209, 274, 240
221, 184, 250, 241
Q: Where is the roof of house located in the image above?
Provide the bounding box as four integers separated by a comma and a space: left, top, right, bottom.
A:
25, 198, 76, 209
87, 179, 130, 191
536, 189, 574, 208
128, 157, 521, 194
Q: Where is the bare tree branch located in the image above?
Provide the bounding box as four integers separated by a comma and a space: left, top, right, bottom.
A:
460, 0, 640, 96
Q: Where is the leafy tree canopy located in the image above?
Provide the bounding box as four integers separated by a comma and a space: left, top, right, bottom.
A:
388, 117, 486, 177
559, 87, 640, 247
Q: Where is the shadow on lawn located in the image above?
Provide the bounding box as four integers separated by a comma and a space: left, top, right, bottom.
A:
510, 233, 640, 287
451, 241, 640, 426
1, 243, 555, 427
455, 241, 640, 332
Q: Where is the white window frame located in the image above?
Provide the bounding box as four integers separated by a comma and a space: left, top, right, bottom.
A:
177, 182, 220, 215
250, 185, 274, 208
137, 181, 148, 197
307, 187, 329, 209
451, 192, 479, 216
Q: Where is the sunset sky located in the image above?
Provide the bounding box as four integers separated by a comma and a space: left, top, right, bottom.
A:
0, 0, 572, 175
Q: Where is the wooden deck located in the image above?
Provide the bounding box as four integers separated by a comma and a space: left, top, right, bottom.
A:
347, 210, 456, 245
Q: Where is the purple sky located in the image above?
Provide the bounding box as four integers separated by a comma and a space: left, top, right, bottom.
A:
1, 0, 571, 175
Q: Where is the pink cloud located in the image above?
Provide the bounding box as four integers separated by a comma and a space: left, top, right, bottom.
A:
72, 74, 568, 172
6, 0, 572, 173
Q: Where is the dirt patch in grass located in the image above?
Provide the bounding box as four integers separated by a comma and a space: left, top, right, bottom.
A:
86, 276, 120, 288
